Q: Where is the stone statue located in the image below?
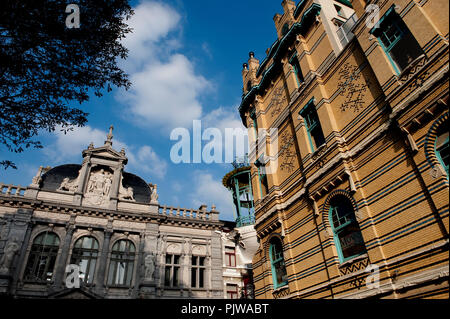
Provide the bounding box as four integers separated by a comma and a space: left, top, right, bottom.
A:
144, 253, 156, 281
119, 187, 134, 201
58, 177, 78, 192
0, 239, 20, 274
31, 166, 44, 186
150, 184, 158, 203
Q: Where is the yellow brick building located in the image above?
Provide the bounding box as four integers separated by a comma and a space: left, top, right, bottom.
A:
238, 0, 448, 299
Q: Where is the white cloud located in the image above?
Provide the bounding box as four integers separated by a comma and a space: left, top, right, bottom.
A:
117, 1, 212, 132
190, 171, 236, 221
121, 1, 182, 69
120, 54, 210, 130
45, 125, 167, 180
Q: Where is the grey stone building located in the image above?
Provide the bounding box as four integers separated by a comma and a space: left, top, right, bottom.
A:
0, 128, 225, 299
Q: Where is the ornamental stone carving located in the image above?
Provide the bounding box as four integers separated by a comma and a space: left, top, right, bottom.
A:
0, 238, 20, 274
84, 169, 113, 206
144, 252, 156, 281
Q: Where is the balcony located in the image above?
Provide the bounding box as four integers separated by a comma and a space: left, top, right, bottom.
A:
336, 13, 358, 47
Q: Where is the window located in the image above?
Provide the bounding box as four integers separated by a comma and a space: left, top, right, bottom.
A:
226, 284, 239, 299
191, 255, 206, 288
269, 237, 288, 289
436, 130, 449, 175
107, 240, 136, 287
372, 7, 423, 74
289, 53, 304, 86
300, 99, 326, 152
24, 232, 60, 282
225, 246, 236, 267
256, 156, 269, 198
334, 5, 345, 18
329, 195, 366, 263
164, 254, 180, 287
70, 236, 99, 284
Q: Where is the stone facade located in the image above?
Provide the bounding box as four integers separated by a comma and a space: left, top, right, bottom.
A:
0, 129, 226, 299
239, 0, 448, 299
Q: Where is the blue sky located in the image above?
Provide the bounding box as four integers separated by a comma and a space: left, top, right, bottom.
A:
0, 0, 284, 221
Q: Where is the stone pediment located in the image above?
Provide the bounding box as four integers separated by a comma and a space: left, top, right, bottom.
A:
82, 146, 128, 163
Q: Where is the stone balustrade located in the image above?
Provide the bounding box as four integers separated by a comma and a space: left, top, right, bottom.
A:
158, 205, 214, 221
0, 183, 26, 197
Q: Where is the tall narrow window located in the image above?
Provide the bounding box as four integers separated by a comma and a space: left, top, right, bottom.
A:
225, 246, 236, 267
191, 256, 206, 288
289, 53, 304, 86
24, 232, 60, 282
329, 195, 366, 263
300, 99, 326, 152
164, 254, 180, 287
371, 6, 423, 74
256, 156, 269, 198
436, 130, 449, 175
70, 236, 99, 284
107, 240, 136, 287
269, 237, 288, 289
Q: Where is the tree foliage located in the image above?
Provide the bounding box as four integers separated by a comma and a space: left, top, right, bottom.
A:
0, 0, 134, 169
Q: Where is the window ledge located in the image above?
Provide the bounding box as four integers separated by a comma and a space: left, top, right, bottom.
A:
397, 54, 426, 80
272, 284, 289, 294
338, 253, 368, 268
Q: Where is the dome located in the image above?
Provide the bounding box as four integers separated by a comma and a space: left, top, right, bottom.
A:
40, 164, 151, 204
40, 164, 82, 191
122, 171, 151, 203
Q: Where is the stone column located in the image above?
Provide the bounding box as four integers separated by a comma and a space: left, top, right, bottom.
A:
53, 224, 76, 289
1, 209, 33, 295
73, 156, 91, 206
94, 230, 112, 294
108, 162, 123, 210
209, 232, 224, 298
139, 223, 159, 298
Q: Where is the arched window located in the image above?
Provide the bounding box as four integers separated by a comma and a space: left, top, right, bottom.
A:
269, 237, 287, 289
107, 240, 136, 286
435, 128, 449, 175
24, 231, 60, 282
70, 236, 99, 284
329, 195, 366, 263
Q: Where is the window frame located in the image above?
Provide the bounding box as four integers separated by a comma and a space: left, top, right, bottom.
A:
191, 255, 206, 289
70, 236, 99, 285
435, 134, 449, 176
226, 283, 239, 299
289, 52, 304, 86
299, 98, 326, 152
268, 237, 288, 289
107, 239, 136, 287
23, 231, 60, 283
164, 253, 181, 288
225, 247, 236, 267
329, 197, 366, 263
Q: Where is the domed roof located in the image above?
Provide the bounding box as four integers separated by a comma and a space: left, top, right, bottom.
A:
40, 164, 151, 204
40, 164, 81, 191
122, 171, 151, 203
